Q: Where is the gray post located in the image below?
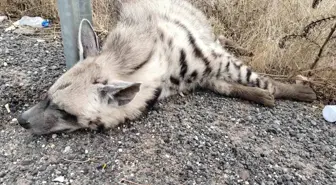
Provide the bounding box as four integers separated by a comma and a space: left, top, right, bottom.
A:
57, 0, 93, 69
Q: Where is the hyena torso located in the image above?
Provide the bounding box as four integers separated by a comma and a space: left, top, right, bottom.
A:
106, 0, 274, 99
17, 0, 316, 135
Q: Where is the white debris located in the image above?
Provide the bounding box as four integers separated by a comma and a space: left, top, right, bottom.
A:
50, 143, 55, 148
52, 176, 65, 183
52, 134, 57, 139
0, 16, 7, 23
36, 39, 45, 42
5, 103, 11, 113
5, 25, 16, 32
10, 118, 18, 124
3, 62, 8, 67
63, 146, 71, 153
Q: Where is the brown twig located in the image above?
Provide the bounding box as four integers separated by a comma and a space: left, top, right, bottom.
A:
309, 22, 336, 76
62, 158, 95, 163
62, 156, 103, 163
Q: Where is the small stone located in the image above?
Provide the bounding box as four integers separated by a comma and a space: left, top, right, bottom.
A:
3, 62, 8, 67
10, 118, 18, 124
52, 134, 57, 139
36, 39, 45, 42
52, 176, 65, 183
5, 104, 10, 113
118, 148, 123, 152
63, 146, 71, 153
239, 170, 250, 181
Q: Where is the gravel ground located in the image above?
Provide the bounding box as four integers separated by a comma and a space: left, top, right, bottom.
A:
0, 22, 336, 185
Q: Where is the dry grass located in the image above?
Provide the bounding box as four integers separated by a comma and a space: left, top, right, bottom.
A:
1, 0, 335, 101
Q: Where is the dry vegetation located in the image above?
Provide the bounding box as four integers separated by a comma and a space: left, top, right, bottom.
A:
1, 0, 335, 102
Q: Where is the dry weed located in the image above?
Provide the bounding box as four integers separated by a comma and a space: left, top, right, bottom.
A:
0, 0, 335, 101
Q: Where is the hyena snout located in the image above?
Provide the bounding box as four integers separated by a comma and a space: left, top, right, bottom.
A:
17, 113, 31, 129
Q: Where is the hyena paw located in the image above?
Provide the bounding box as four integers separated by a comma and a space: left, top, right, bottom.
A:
292, 84, 317, 102
88, 121, 106, 132
252, 89, 275, 107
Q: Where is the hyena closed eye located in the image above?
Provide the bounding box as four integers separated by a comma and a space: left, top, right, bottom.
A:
18, 0, 316, 135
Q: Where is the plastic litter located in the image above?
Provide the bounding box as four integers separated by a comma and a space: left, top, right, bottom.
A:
322, 105, 336, 123
13, 16, 50, 28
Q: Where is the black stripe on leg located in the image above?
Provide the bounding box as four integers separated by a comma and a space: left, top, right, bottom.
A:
160, 31, 165, 41
246, 68, 252, 83
145, 88, 162, 110
263, 80, 269, 90
168, 39, 173, 49
191, 70, 198, 79
256, 78, 261, 88
237, 72, 242, 84
203, 66, 212, 76
225, 61, 230, 72
170, 76, 180, 86
186, 70, 198, 83
179, 49, 188, 78
216, 62, 223, 79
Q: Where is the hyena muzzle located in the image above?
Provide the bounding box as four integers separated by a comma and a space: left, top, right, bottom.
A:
17, 0, 316, 135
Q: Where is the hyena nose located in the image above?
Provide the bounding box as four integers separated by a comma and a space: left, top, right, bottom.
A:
17, 114, 31, 129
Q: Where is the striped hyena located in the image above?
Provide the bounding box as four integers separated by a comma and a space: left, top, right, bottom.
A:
17, 0, 316, 135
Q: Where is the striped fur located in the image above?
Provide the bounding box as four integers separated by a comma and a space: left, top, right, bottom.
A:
17, 0, 316, 135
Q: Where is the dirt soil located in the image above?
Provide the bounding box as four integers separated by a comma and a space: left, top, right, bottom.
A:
0, 23, 335, 185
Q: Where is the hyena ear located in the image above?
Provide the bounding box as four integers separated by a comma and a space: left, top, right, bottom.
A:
78, 19, 100, 61
98, 82, 141, 106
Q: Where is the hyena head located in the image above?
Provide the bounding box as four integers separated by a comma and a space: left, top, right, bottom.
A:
17, 19, 141, 135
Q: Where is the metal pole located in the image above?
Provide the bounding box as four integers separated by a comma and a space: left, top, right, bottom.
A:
57, 0, 93, 69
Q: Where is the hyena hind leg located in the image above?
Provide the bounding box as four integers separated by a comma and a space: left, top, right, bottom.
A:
216, 34, 317, 102
204, 79, 275, 107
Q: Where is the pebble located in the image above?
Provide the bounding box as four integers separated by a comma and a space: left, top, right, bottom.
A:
63, 146, 71, 154
10, 118, 18, 124
5, 103, 11, 113
52, 176, 65, 183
